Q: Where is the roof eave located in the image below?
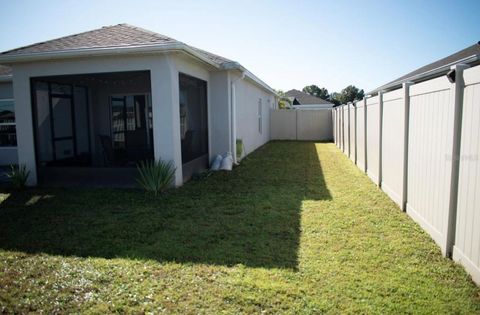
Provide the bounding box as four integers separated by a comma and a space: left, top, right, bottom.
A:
0, 43, 277, 96
221, 61, 277, 95
0, 42, 221, 69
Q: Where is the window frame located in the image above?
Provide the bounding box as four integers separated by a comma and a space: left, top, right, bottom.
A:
0, 98, 16, 148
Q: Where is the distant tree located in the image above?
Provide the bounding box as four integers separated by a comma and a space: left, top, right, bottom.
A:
275, 89, 292, 109
302, 85, 330, 101
330, 92, 341, 106
333, 85, 364, 105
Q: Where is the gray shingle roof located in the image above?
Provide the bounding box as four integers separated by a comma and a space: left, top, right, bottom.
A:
372, 42, 480, 93
0, 23, 234, 66
285, 89, 333, 105
0, 24, 280, 94
0, 65, 12, 76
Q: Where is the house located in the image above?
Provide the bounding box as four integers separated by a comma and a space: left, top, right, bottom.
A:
285, 89, 333, 109
0, 24, 277, 187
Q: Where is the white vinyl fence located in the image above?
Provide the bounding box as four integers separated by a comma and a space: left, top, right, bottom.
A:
366, 95, 381, 185
407, 76, 455, 255
355, 100, 366, 172
343, 105, 349, 155
270, 109, 332, 141
381, 88, 407, 207
333, 64, 480, 284
453, 65, 480, 284
339, 106, 344, 151
348, 103, 356, 163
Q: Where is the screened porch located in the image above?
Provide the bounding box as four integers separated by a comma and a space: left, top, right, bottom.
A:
31, 71, 153, 186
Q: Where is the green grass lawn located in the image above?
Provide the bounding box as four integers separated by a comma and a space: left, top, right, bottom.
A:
0, 141, 479, 314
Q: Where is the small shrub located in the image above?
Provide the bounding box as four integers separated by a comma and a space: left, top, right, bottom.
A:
136, 159, 176, 196
6, 164, 30, 189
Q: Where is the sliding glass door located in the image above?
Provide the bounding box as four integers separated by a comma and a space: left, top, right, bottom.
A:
110, 94, 153, 162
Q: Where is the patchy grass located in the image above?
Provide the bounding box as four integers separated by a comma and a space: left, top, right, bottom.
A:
0, 142, 479, 314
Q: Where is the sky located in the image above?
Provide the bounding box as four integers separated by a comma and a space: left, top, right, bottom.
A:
0, 0, 479, 93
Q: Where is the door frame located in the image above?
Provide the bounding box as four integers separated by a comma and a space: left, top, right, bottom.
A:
31, 79, 91, 164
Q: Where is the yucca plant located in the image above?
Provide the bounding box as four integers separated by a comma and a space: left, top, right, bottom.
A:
6, 164, 30, 189
136, 159, 176, 196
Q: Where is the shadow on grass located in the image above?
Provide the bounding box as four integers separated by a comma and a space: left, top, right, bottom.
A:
0, 142, 330, 269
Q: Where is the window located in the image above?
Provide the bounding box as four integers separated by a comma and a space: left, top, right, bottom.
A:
258, 98, 263, 134
0, 99, 16, 147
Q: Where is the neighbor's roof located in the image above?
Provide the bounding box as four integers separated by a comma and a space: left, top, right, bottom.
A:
285, 89, 333, 105
0, 24, 275, 93
371, 41, 480, 94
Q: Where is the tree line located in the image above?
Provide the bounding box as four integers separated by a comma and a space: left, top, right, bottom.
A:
277, 84, 364, 108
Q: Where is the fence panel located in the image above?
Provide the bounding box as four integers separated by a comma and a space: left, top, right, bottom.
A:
342, 105, 349, 154
270, 109, 297, 140
335, 107, 342, 148
340, 106, 344, 150
407, 76, 454, 255
270, 109, 333, 141
332, 109, 336, 145
381, 88, 405, 207
297, 110, 332, 140
366, 96, 380, 184
356, 100, 366, 172
453, 65, 480, 284
349, 103, 356, 163
338, 107, 342, 149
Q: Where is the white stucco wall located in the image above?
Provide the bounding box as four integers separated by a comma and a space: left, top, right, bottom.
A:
209, 71, 231, 158
232, 73, 274, 158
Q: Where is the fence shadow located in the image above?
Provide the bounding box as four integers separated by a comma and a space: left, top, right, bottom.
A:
0, 142, 330, 269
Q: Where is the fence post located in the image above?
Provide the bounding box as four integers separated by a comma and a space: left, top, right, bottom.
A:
445, 64, 470, 258
332, 109, 336, 145
335, 106, 342, 149
402, 82, 413, 212
363, 97, 368, 173
334, 108, 337, 146
347, 103, 351, 157
378, 91, 384, 186
341, 105, 345, 151
295, 109, 298, 140
354, 102, 357, 164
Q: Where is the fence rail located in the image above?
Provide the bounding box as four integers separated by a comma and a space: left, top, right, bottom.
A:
334, 64, 480, 285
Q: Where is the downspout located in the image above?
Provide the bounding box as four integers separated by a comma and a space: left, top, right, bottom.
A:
230, 71, 245, 164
